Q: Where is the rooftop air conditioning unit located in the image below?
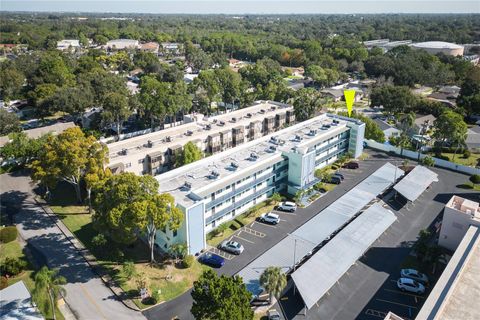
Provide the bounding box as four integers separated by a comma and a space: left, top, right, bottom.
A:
231, 162, 239, 169
165, 136, 172, 142
205, 124, 211, 130
121, 148, 128, 155
147, 140, 153, 148
186, 130, 193, 136
259, 109, 266, 114
309, 129, 317, 136
246, 113, 252, 118
183, 181, 192, 190
269, 146, 277, 152
295, 135, 303, 141
231, 117, 237, 122
210, 170, 220, 179
250, 152, 258, 160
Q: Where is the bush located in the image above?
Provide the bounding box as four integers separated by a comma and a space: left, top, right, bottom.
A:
463, 150, 472, 159
1, 257, 27, 276
91, 233, 107, 248
182, 255, 194, 268
0, 276, 8, 289
0, 226, 17, 243
470, 174, 480, 185
150, 287, 161, 304
122, 261, 136, 278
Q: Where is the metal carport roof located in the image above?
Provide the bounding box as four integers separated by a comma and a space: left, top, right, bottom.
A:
291, 202, 397, 310
237, 163, 404, 297
393, 165, 438, 202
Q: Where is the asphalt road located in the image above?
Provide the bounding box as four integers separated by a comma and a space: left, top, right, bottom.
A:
144, 152, 395, 320
0, 171, 146, 320
276, 160, 479, 320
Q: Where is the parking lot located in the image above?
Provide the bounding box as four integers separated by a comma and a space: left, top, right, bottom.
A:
276, 158, 478, 320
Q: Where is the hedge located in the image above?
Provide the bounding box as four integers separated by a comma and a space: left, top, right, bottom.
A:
0, 226, 17, 243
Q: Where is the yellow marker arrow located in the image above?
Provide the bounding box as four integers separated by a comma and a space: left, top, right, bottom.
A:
344, 89, 355, 117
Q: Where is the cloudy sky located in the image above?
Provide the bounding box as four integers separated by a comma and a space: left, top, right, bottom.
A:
2, 0, 479, 14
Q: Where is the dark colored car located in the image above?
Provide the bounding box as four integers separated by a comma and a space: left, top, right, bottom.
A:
343, 161, 359, 169
333, 172, 344, 180
198, 252, 225, 268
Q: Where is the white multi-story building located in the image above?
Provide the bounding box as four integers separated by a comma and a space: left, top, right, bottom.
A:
56, 39, 80, 51
107, 101, 295, 175
105, 39, 139, 50
153, 113, 365, 254
439, 195, 480, 251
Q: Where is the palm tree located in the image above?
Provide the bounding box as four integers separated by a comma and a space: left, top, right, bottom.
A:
33, 266, 67, 320
259, 266, 287, 304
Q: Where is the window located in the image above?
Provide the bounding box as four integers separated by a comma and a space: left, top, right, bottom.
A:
173, 230, 177, 237
125, 162, 132, 168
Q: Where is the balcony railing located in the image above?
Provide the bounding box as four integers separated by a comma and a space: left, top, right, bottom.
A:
206, 185, 275, 224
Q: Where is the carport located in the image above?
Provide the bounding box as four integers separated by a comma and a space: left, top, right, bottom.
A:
237, 163, 404, 297
393, 165, 438, 206
291, 202, 397, 311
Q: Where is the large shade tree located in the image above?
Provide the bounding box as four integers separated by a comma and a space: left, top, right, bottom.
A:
259, 266, 287, 304
191, 269, 253, 320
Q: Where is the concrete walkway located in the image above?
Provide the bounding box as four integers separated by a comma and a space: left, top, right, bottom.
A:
0, 171, 145, 320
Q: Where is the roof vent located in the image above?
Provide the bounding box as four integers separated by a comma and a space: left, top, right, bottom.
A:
209, 170, 220, 179
205, 124, 211, 130
186, 130, 193, 136
218, 121, 225, 126
278, 139, 286, 146
231, 117, 237, 122
246, 113, 252, 118
259, 109, 266, 114
165, 136, 172, 142
147, 140, 153, 147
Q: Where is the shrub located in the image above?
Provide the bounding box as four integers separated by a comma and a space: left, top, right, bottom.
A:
91, 233, 107, 248
150, 286, 161, 304
470, 174, 480, 186
122, 261, 136, 278
0, 226, 17, 243
216, 223, 229, 234
182, 255, 194, 268
463, 150, 472, 159
1, 257, 27, 276
0, 276, 8, 289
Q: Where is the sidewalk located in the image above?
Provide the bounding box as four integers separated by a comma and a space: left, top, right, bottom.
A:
35, 197, 141, 312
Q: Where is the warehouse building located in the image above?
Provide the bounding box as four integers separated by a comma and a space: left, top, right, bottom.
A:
411, 41, 464, 56
153, 113, 365, 254
107, 101, 295, 175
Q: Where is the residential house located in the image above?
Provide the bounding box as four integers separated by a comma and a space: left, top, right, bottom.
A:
139, 42, 159, 54
160, 42, 183, 56
373, 118, 401, 139
106, 39, 139, 50
0, 122, 77, 147
57, 39, 80, 51
466, 125, 480, 152
413, 114, 436, 135
0, 281, 44, 320
320, 89, 344, 102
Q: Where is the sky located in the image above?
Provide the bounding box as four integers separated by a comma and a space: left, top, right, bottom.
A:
1, 0, 479, 14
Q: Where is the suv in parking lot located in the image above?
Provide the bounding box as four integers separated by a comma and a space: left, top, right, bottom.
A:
258, 212, 280, 224
278, 201, 297, 212
218, 240, 244, 255
343, 161, 359, 169
397, 277, 425, 294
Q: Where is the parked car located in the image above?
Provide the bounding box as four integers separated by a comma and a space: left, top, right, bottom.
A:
325, 175, 342, 184
397, 277, 425, 294
343, 161, 359, 169
218, 240, 244, 255
198, 252, 225, 268
333, 172, 344, 180
400, 269, 429, 284
258, 212, 280, 225
267, 309, 281, 320
277, 201, 297, 212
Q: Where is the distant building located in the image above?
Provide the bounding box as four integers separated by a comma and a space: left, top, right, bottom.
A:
160, 42, 183, 56
0, 280, 44, 320
320, 89, 344, 102
411, 41, 464, 56
106, 39, 139, 50
57, 39, 80, 51
373, 118, 401, 139
0, 122, 77, 147
139, 42, 159, 54
413, 114, 436, 135
439, 196, 480, 251
466, 125, 480, 152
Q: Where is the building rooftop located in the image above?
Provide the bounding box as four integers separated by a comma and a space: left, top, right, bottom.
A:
107, 101, 292, 161
157, 113, 357, 208
0, 122, 77, 147
412, 41, 464, 50
447, 196, 480, 220
416, 225, 480, 320
0, 280, 44, 320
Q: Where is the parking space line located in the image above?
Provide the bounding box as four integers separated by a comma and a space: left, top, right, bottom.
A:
255, 223, 277, 229
383, 288, 425, 299
207, 247, 235, 260
376, 298, 418, 309
233, 234, 255, 244
365, 309, 387, 318
243, 226, 266, 237
275, 210, 296, 215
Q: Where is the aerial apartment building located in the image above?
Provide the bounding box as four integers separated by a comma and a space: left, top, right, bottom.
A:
153, 113, 365, 254
107, 101, 295, 175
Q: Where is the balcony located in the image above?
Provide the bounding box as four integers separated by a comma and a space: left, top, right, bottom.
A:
206, 185, 275, 224
205, 171, 275, 210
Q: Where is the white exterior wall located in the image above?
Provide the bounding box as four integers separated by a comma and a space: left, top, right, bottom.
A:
439, 206, 480, 251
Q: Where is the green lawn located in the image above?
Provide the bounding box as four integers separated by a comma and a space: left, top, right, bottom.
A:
433, 152, 480, 167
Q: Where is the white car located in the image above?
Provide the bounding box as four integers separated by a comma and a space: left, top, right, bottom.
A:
278, 201, 297, 212
267, 309, 281, 320
397, 277, 425, 294
258, 212, 280, 225
218, 240, 244, 255
400, 268, 429, 284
